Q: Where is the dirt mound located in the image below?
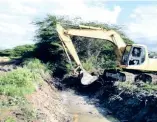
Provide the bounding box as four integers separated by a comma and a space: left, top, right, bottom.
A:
26, 81, 72, 122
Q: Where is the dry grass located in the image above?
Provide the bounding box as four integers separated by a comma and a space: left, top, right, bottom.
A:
0, 57, 10, 63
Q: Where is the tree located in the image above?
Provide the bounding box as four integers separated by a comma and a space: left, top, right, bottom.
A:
33, 15, 134, 75
12, 45, 35, 57
0, 45, 35, 58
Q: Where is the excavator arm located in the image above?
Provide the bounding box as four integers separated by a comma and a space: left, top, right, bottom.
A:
56, 23, 127, 85
66, 25, 126, 50
56, 23, 82, 67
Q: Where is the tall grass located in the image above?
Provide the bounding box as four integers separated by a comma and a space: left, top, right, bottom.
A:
0, 58, 51, 97
0, 68, 35, 96
23, 58, 52, 81
0, 58, 52, 121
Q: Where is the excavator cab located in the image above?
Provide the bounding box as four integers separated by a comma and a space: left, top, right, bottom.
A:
121, 45, 146, 66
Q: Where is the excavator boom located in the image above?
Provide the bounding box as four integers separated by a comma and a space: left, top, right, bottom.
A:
66, 27, 126, 50
56, 23, 82, 67
56, 23, 126, 63
56, 23, 127, 85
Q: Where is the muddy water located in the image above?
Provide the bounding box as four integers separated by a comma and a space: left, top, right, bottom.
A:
61, 91, 119, 122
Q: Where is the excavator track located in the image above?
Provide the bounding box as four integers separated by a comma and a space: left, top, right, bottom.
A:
102, 70, 157, 84
134, 73, 157, 84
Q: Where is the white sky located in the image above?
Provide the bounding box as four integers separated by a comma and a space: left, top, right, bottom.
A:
0, 0, 157, 51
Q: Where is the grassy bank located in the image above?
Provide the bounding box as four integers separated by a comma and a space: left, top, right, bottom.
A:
117, 81, 157, 95
0, 58, 51, 121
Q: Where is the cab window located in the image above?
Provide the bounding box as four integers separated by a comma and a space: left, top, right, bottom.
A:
129, 46, 146, 65
121, 46, 146, 66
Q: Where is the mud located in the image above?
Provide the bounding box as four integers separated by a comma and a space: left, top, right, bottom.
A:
53, 76, 157, 122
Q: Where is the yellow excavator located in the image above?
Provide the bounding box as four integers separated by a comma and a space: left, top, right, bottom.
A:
56, 23, 157, 85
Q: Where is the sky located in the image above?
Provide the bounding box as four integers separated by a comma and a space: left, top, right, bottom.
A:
0, 0, 157, 51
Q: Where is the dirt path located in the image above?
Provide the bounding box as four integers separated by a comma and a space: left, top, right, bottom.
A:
60, 90, 119, 122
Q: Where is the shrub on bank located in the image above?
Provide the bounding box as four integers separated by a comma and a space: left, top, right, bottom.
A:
0, 59, 51, 97
0, 68, 35, 96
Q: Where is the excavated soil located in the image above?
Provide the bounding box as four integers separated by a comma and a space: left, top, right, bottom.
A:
26, 81, 72, 122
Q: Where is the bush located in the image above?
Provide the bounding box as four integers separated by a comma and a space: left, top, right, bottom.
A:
0, 49, 12, 57
0, 59, 51, 121
0, 59, 51, 97
0, 44, 35, 58
11, 45, 35, 58
0, 68, 36, 96
23, 58, 52, 80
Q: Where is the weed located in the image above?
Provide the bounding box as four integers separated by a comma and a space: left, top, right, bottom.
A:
117, 81, 157, 93
0, 68, 35, 97
23, 58, 52, 81
0, 58, 51, 121
0, 58, 52, 97
142, 84, 157, 92
5, 117, 16, 122
82, 57, 97, 73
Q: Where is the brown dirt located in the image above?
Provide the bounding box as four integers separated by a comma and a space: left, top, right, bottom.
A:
0, 81, 72, 122
0, 57, 10, 63
26, 81, 72, 122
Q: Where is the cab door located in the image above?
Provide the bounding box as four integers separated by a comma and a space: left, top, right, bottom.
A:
121, 45, 132, 65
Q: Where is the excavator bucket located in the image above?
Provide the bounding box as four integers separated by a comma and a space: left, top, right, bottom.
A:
56, 23, 98, 85
80, 70, 98, 85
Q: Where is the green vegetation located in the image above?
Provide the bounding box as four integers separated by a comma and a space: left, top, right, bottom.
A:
12, 45, 35, 58
118, 81, 157, 93
5, 117, 16, 122
23, 58, 52, 81
0, 59, 49, 97
0, 44, 35, 58
0, 59, 51, 121
32, 15, 133, 75
142, 83, 157, 92
117, 82, 138, 92
0, 49, 12, 57
0, 68, 35, 96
